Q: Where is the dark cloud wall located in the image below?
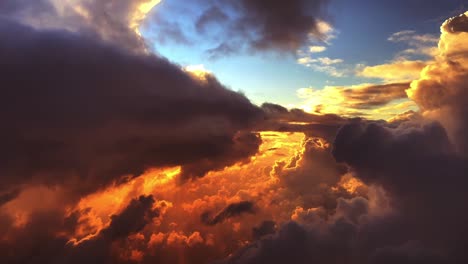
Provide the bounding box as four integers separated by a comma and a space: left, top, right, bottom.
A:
0, 19, 262, 197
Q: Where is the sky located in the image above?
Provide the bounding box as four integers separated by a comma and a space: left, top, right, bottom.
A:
142, 0, 464, 108
1, 1, 468, 264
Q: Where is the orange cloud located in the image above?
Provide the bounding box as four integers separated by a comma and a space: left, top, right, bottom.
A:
408, 11, 468, 153
2, 130, 360, 263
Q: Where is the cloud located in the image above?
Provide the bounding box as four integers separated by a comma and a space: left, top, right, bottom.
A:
309, 45, 327, 53
388, 30, 439, 45
357, 29, 439, 84
63, 195, 161, 263
214, 0, 329, 52
388, 30, 438, 58
0, 19, 262, 198
218, 11, 468, 264
296, 82, 412, 118
297, 57, 343, 65
358, 60, 427, 82
252, 220, 277, 240
201, 201, 256, 226
3, 2, 468, 264
0, 0, 162, 52
296, 55, 346, 77
0, 194, 162, 263
195, 5, 229, 34
221, 117, 468, 264
408, 11, 468, 155
151, 0, 331, 57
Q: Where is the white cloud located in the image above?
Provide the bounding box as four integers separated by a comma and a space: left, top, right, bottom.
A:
309, 45, 327, 53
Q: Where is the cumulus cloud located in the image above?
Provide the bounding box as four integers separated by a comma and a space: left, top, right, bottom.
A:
218, 11, 468, 264
221, 117, 468, 264
408, 11, 468, 155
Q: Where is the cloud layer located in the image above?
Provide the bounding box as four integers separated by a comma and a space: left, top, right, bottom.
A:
2, 1, 468, 264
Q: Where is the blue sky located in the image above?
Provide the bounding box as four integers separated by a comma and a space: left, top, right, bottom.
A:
141, 0, 464, 106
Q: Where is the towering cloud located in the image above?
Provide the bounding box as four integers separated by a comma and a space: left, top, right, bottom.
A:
408, 11, 468, 156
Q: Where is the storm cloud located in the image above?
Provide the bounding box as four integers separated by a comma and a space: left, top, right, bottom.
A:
0, 19, 262, 197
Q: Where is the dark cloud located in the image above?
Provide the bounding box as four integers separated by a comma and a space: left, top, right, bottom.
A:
252, 220, 276, 240
0, 19, 261, 197
232, 0, 329, 51
150, 18, 192, 46
195, 6, 229, 34
443, 11, 468, 33
0, 189, 20, 206
332, 120, 468, 263
100, 195, 159, 240
64, 195, 159, 263
153, 0, 330, 57
220, 218, 359, 264
0, 0, 52, 16
201, 201, 256, 226
180, 132, 262, 180
259, 103, 348, 142
0, 195, 161, 263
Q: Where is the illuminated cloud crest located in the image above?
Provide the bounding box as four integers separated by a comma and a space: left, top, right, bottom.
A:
408, 11, 468, 155
0, 0, 162, 52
